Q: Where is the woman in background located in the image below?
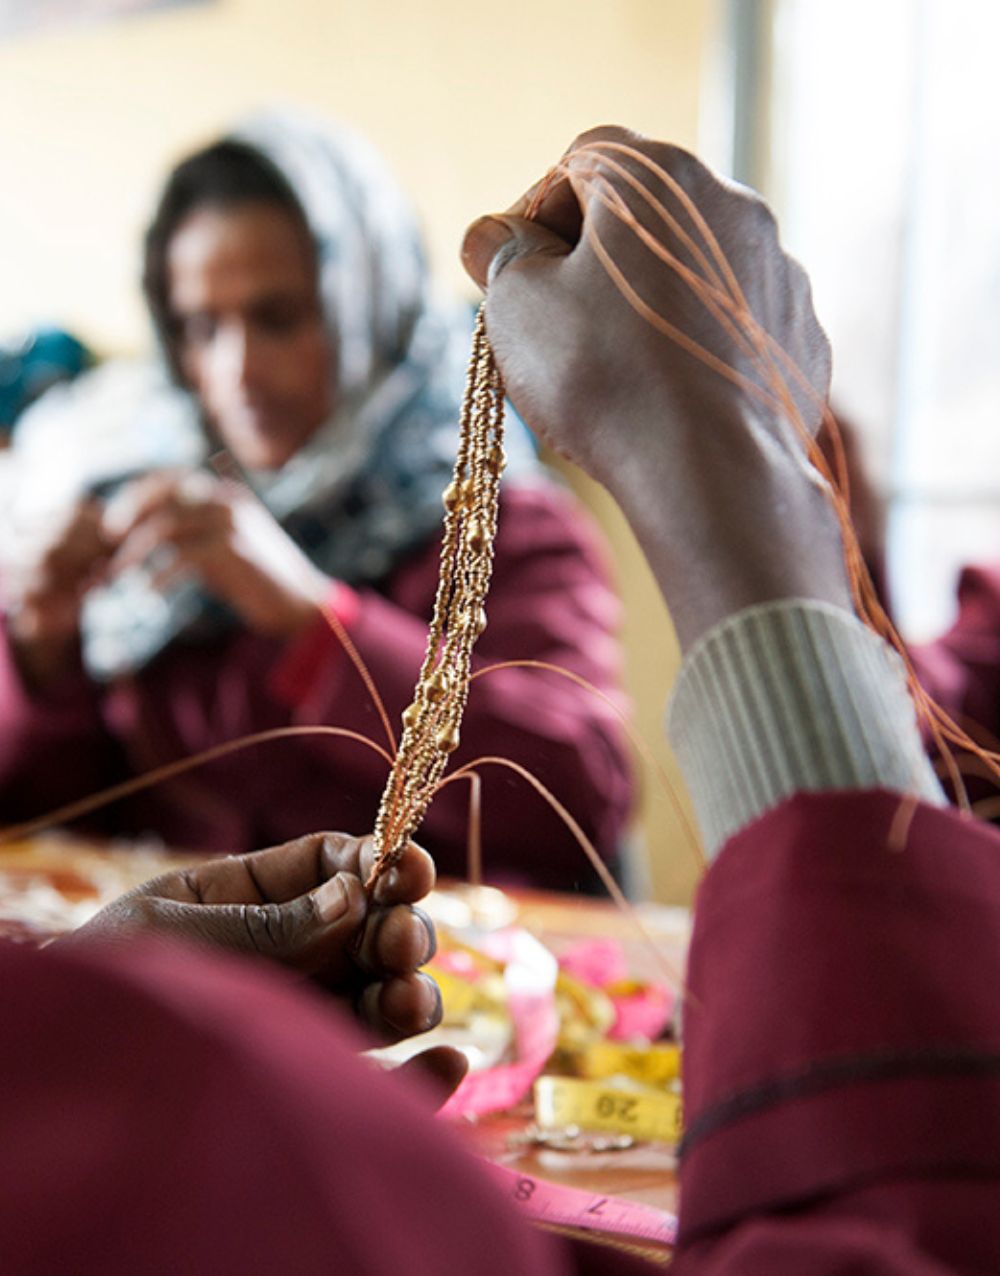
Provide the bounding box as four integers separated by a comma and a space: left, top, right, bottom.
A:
0, 112, 632, 889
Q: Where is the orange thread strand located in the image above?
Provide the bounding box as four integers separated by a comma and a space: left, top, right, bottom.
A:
319, 600, 397, 754
437, 754, 686, 995
0, 725, 393, 846
470, 658, 705, 871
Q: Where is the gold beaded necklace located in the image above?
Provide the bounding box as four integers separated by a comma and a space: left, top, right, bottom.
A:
366, 306, 505, 886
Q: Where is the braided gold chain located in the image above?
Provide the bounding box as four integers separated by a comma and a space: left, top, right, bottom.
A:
367, 306, 506, 885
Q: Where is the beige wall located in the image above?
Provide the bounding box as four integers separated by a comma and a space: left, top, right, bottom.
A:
0, 0, 720, 901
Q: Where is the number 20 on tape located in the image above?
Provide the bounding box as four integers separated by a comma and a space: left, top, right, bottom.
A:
534, 1076, 684, 1144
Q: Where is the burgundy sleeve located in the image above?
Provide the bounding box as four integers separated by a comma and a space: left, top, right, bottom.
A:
0, 618, 122, 821
910, 563, 1000, 738
269, 484, 634, 888
0, 937, 586, 1276
673, 789, 1000, 1273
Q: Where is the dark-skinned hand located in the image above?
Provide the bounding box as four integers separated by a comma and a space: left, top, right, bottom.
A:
461, 126, 852, 651
5, 498, 113, 691
103, 469, 331, 637
62, 831, 467, 1100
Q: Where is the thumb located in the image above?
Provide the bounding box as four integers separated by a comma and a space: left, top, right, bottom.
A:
460, 214, 571, 291
146, 871, 368, 973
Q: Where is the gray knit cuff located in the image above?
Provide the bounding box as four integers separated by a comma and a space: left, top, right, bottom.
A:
667, 600, 944, 859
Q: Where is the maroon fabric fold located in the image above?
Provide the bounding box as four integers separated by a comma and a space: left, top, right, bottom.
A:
911, 562, 1000, 749
676, 789, 1000, 1271
10, 790, 999, 1271
0, 937, 579, 1275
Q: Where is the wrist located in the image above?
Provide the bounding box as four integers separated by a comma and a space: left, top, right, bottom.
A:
266, 566, 340, 638
273, 575, 360, 639
606, 416, 853, 652
269, 579, 361, 708
7, 622, 83, 694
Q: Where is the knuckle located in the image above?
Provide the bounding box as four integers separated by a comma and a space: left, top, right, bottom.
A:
117, 892, 163, 932
659, 141, 698, 178
789, 260, 824, 329
318, 831, 364, 877
241, 901, 286, 953
569, 124, 623, 153
736, 188, 778, 240
751, 191, 777, 227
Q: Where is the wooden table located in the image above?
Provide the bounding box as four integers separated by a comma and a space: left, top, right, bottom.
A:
0, 835, 688, 1264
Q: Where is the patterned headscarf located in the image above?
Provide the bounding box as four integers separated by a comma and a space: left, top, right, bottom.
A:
10, 110, 533, 678
227, 109, 503, 584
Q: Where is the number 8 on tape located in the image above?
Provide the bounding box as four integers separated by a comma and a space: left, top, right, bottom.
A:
534, 1075, 683, 1144
485, 1162, 678, 1248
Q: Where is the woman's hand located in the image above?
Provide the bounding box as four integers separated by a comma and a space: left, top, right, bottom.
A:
462, 126, 852, 648
105, 470, 331, 637
66, 831, 446, 1044
5, 499, 112, 690
65, 831, 467, 1100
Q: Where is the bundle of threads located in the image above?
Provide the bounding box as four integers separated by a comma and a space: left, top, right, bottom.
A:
367, 307, 506, 887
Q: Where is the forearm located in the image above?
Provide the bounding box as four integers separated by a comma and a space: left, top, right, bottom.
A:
605, 404, 854, 653
601, 397, 943, 849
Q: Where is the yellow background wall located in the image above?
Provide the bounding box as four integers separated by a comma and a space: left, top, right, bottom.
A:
0, 0, 720, 901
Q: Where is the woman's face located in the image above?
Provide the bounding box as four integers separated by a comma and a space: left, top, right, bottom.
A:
167, 203, 333, 470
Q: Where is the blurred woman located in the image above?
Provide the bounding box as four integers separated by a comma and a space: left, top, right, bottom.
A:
0, 112, 632, 889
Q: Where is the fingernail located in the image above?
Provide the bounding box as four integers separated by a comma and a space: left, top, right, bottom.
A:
462, 215, 515, 287
364, 982, 414, 1036
378, 976, 440, 1035
413, 906, 437, 964
420, 973, 444, 1032
314, 874, 349, 923
358, 982, 385, 1028
372, 866, 399, 904
473, 215, 515, 257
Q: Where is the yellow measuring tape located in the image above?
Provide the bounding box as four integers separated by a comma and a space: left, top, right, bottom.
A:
534, 1075, 684, 1145
575, 1041, 681, 1087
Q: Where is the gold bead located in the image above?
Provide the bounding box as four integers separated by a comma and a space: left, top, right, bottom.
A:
461, 478, 477, 506
486, 445, 507, 475
425, 669, 450, 704
443, 481, 463, 512
458, 606, 486, 636
466, 519, 487, 553
436, 725, 460, 753
402, 702, 421, 729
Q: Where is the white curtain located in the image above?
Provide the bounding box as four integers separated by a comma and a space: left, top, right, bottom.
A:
759, 0, 1000, 639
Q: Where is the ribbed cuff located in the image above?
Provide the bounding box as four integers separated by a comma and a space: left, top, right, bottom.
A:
667, 600, 944, 859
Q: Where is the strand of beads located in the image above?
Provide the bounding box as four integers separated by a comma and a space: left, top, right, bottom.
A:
367, 306, 506, 886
